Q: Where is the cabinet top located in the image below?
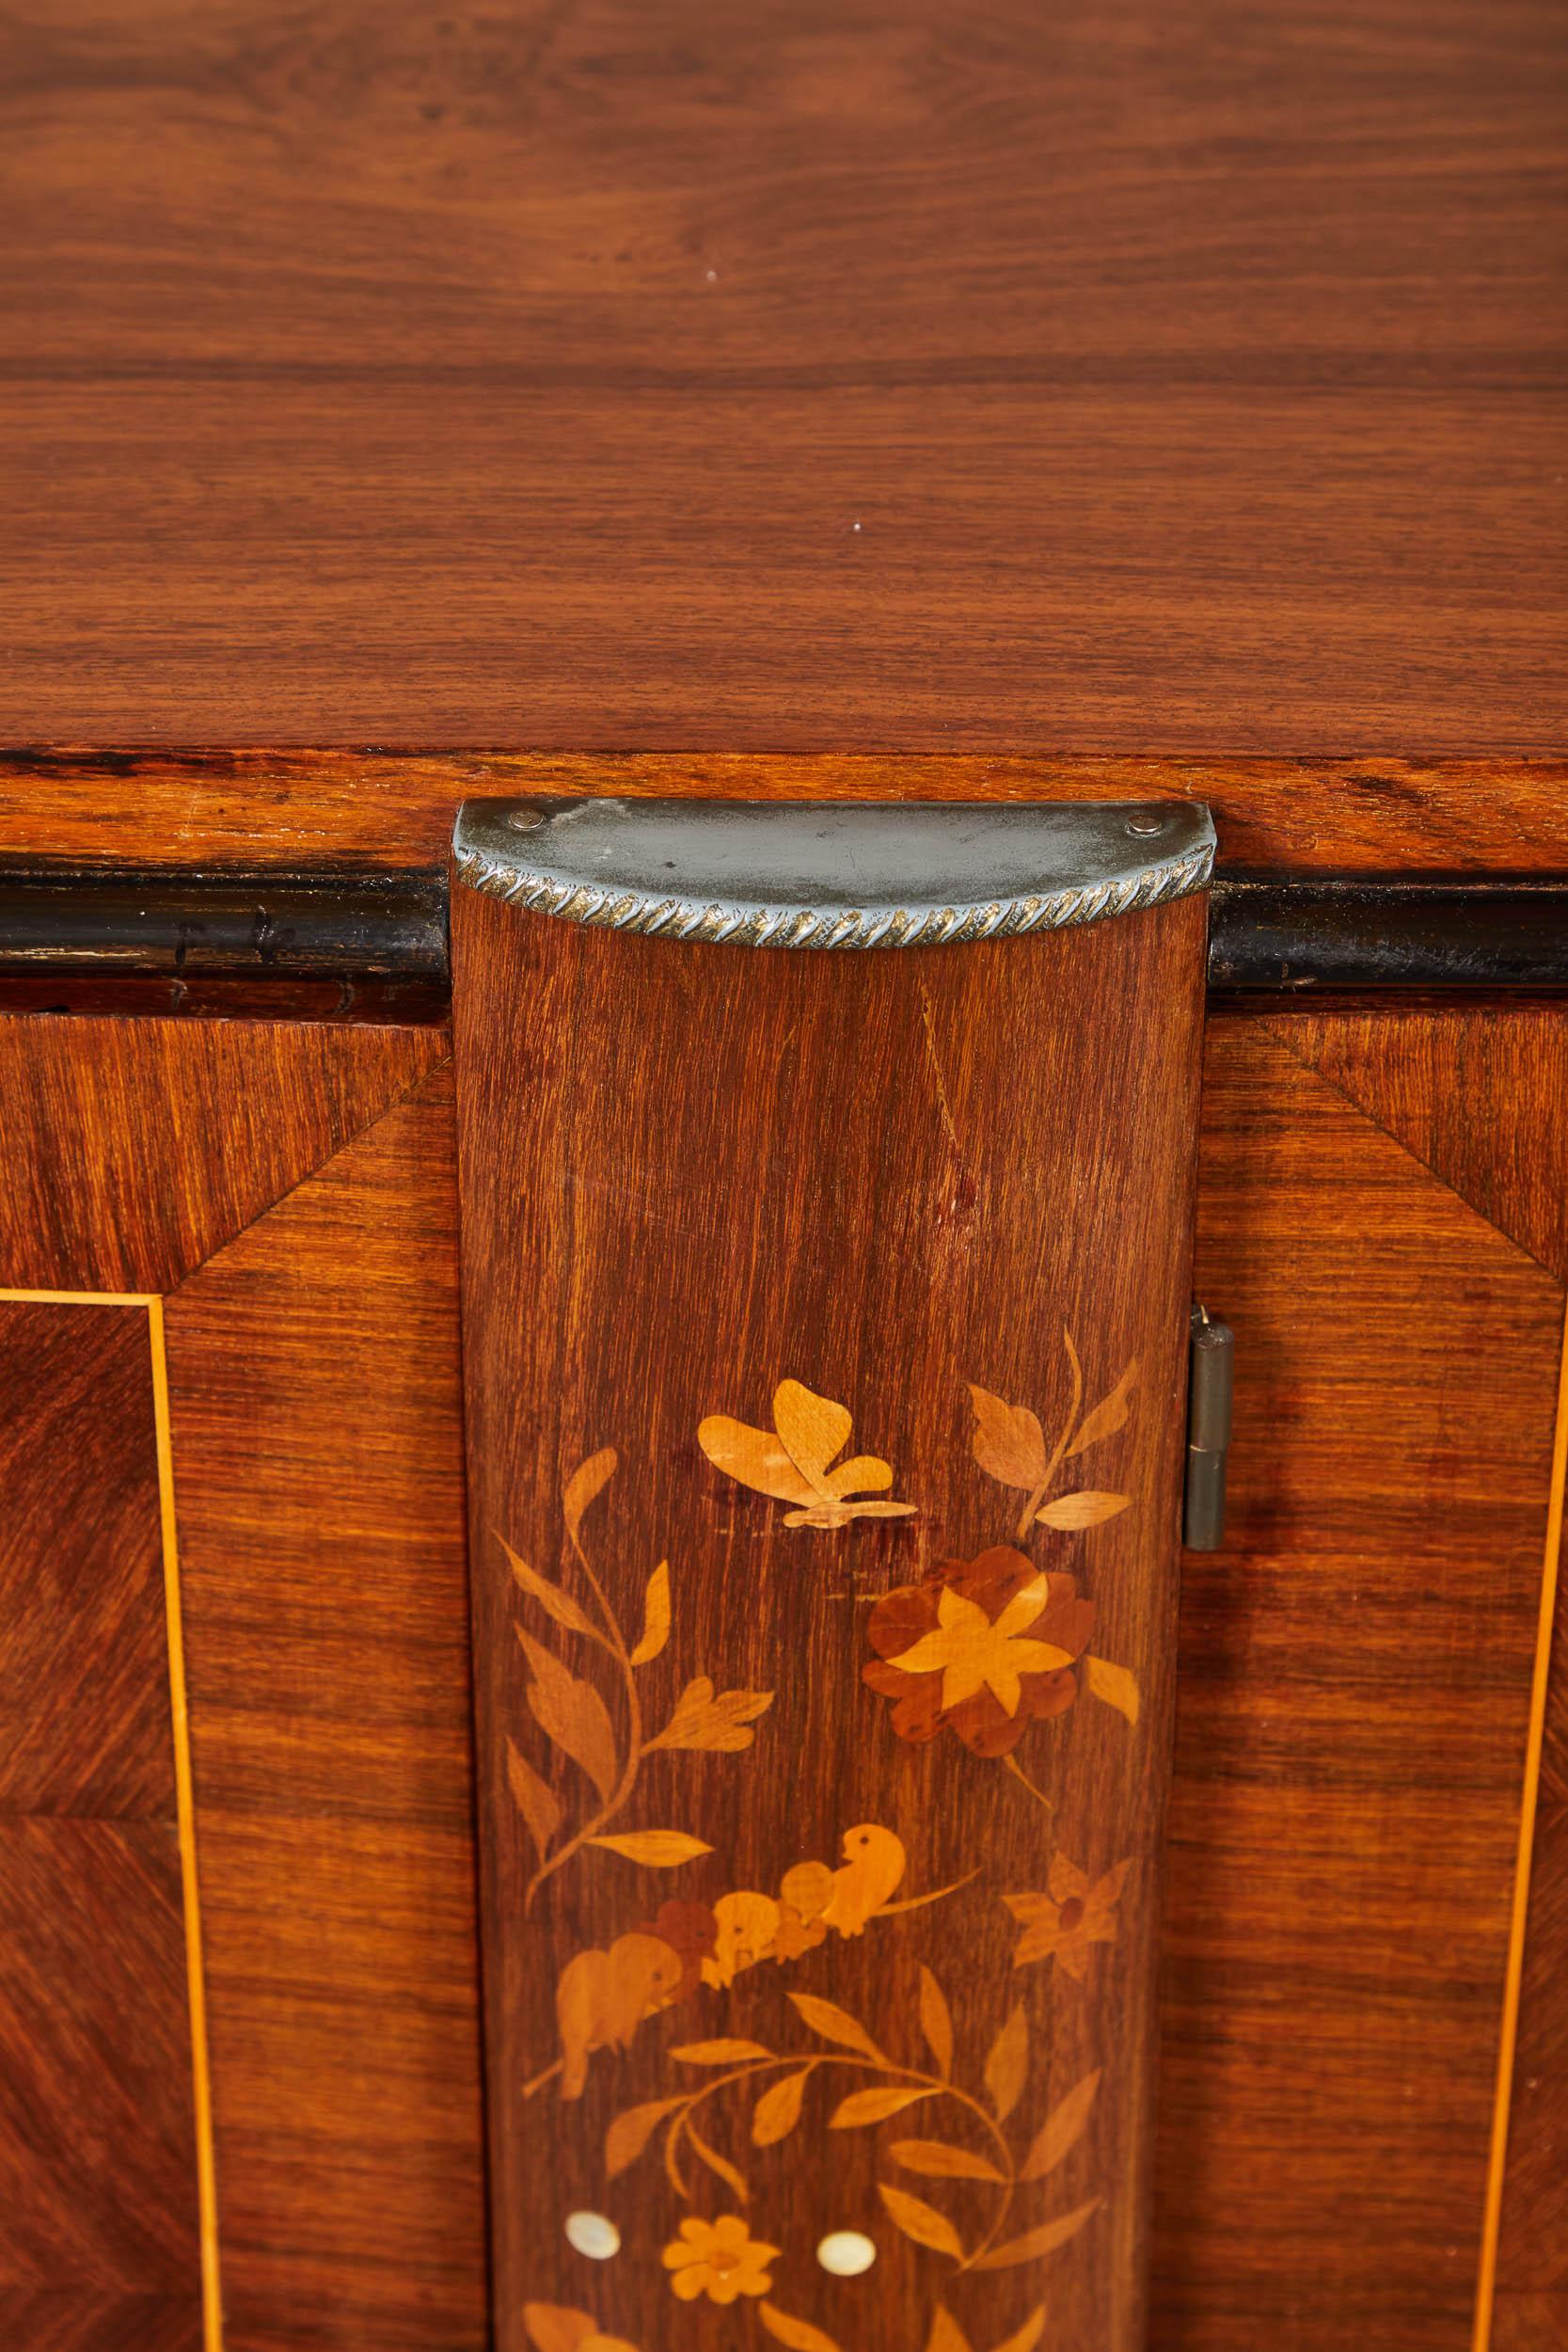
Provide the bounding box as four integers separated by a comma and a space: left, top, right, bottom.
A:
1, 2, 1563, 760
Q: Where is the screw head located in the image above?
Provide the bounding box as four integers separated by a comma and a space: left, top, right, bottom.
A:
505, 805, 546, 833
1126, 813, 1165, 836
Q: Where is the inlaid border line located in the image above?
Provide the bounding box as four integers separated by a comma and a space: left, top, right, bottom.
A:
0, 1287, 224, 2352
1472, 1294, 1568, 2352
148, 1294, 223, 2352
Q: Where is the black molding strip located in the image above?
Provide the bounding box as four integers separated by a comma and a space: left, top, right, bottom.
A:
0, 866, 1564, 995
1209, 876, 1568, 990
0, 866, 448, 979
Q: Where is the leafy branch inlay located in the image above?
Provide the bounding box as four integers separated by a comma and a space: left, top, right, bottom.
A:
968, 1331, 1137, 1542
606, 1978, 1101, 2282
504, 1448, 773, 1912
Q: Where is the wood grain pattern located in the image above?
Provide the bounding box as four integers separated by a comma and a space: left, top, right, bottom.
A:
1152, 1012, 1564, 2350
1268, 1006, 1568, 1283
1496, 1815, 1568, 2293
0, 1302, 204, 2345
2, 2, 1564, 750
0, 2293, 204, 2352
1490, 2293, 1568, 2350
0, 1015, 448, 1292
164, 1060, 488, 2351
0, 1824, 199, 2300
1493, 1342, 1568, 2310
5, 752, 1568, 877
452, 882, 1208, 2352
0, 1302, 174, 1813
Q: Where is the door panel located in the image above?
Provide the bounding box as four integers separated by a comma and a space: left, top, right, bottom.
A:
0, 1021, 487, 2352
163, 1063, 487, 2351
1153, 1007, 1567, 2351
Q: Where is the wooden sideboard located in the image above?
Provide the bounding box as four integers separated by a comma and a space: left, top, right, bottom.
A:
1, 4, 1563, 2348
3, 763, 1564, 2352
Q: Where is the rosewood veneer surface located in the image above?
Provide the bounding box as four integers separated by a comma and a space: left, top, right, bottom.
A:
0, 0, 1563, 755
0, 1303, 202, 2352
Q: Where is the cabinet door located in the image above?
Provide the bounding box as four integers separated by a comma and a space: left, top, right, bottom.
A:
1155, 1003, 1568, 2352
0, 1016, 486, 2352
450, 799, 1213, 2352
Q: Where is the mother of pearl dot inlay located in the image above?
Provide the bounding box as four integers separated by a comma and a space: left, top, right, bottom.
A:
564, 2211, 621, 2260
816, 2230, 878, 2277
